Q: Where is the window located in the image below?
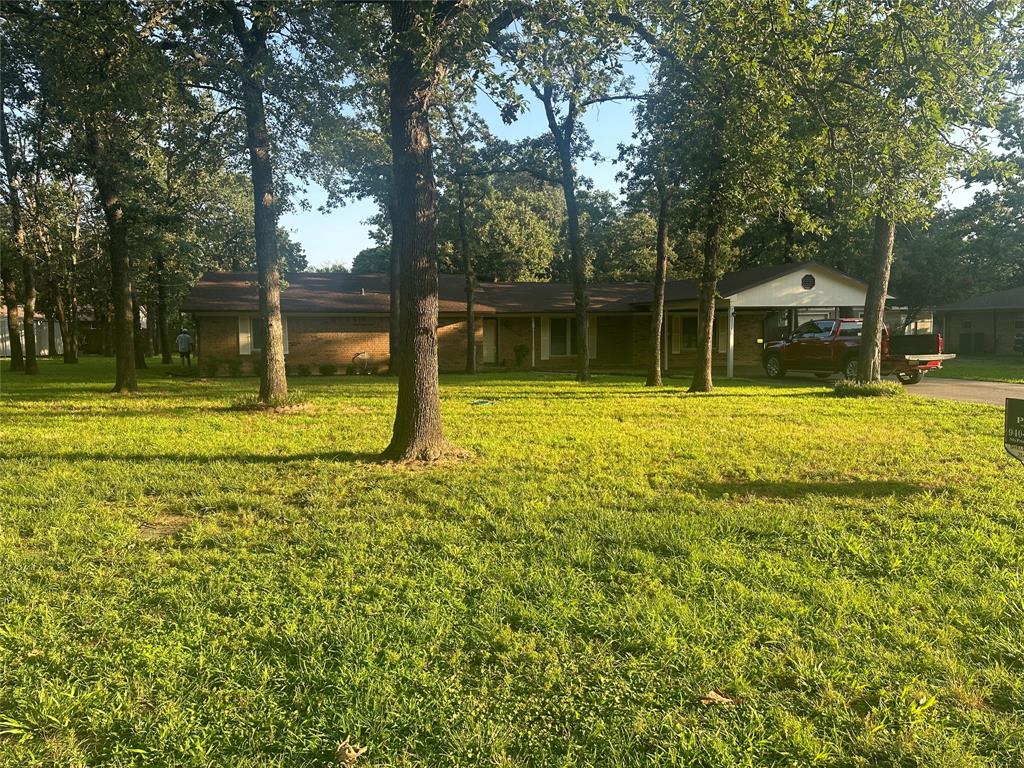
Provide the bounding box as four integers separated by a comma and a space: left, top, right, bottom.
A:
682, 317, 698, 349
251, 319, 264, 351
239, 315, 288, 355
1015, 315, 1024, 330
962, 320, 972, 329
792, 320, 835, 339
838, 321, 862, 337
549, 318, 575, 356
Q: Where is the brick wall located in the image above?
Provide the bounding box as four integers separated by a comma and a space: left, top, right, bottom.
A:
631, 315, 652, 368
196, 308, 773, 376
941, 310, 1022, 354
196, 315, 246, 371
196, 312, 482, 375
287, 315, 390, 371
665, 311, 763, 372
594, 315, 634, 367
734, 313, 764, 366
438, 316, 483, 372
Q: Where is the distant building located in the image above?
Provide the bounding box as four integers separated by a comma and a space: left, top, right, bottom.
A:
183, 261, 873, 377
0, 306, 63, 357
935, 285, 1024, 355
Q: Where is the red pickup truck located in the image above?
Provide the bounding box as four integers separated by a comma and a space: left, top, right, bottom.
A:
762, 318, 955, 384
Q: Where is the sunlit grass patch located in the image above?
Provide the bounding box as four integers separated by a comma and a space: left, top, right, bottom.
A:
832, 379, 905, 397
0, 357, 1020, 767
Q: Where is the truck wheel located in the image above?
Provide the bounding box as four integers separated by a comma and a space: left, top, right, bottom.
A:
843, 357, 859, 380
764, 354, 786, 379
897, 370, 922, 385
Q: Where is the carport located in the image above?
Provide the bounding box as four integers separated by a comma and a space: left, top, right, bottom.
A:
656, 262, 871, 377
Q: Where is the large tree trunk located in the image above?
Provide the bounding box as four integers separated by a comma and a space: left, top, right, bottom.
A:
65, 236, 78, 363
87, 125, 137, 393
46, 315, 56, 357
647, 181, 670, 387
386, 194, 400, 376
2, 251, 24, 370
689, 218, 721, 393
458, 180, 476, 374
225, 1, 288, 404
857, 214, 895, 383
47, 270, 70, 364
383, 2, 445, 461
155, 252, 172, 364
0, 93, 37, 374
555, 135, 589, 382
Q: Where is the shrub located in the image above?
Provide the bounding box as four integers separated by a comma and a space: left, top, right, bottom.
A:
202, 359, 221, 378
285, 362, 294, 377
318, 363, 338, 376
295, 363, 311, 377
226, 359, 243, 377
832, 380, 904, 398
345, 364, 358, 375
251, 358, 264, 379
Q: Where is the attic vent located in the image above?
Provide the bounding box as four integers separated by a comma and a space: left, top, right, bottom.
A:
801, 274, 816, 290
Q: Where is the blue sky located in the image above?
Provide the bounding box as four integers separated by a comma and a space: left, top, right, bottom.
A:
280, 70, 651, 269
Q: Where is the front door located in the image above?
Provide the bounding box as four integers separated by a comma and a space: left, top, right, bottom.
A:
482, 318, 497, 364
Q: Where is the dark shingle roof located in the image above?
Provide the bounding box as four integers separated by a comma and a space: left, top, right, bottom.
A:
182, 272, 653, 315
182, 261, 866, 315
183, 272, 474, 314
938, 284, 1024, 312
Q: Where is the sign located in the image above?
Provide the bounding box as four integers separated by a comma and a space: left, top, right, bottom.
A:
1006, 399, 1024, 466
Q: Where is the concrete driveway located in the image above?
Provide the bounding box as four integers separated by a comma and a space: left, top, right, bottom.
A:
908, 377, 1024, 406
739, 367, 1023, 406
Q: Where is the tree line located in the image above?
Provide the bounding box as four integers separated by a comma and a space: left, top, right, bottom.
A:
1, 1, 1020, 461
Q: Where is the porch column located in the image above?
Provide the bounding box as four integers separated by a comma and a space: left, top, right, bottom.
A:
727, 307, 735, 379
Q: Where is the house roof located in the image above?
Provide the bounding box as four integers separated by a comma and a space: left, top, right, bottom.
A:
182, 271, 654, 315
181, 261, 867, 315
937, 284, 1024, 312
182, 272, 477, 314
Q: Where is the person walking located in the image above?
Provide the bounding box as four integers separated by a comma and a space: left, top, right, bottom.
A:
176, 328, 194, 367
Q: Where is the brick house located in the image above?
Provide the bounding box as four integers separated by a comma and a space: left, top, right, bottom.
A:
182, 261, 873, 376
935, 285, 1024, 355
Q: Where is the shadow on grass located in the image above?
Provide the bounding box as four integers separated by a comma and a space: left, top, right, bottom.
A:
698, 478, 927, 500
13, 450, 383, 465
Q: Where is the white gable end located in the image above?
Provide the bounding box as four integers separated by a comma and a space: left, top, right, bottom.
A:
729, 265, 868, 308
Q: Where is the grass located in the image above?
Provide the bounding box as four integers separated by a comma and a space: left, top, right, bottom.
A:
930, 355, 1024, 384
831, 380, 904, 398
1, 358, 1022, 767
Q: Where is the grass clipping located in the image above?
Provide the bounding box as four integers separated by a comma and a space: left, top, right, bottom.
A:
832, 379, 904, 398
230, 390, 309, 412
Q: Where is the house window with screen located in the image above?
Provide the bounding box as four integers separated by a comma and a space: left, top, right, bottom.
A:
549, 318, 575, 356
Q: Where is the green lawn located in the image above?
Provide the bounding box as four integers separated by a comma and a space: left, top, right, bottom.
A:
1, 359, 1021, 767
930, 355, 1024, 384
